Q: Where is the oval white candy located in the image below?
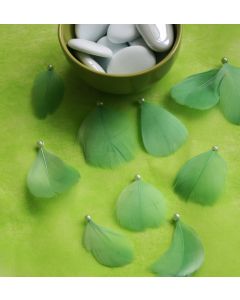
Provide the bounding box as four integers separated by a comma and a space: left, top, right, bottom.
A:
107, 45, 156, 75
96, 36, 128, 70
107, 24, 139, 44
136, 24, 174, 52
129, 37, 156, 63
129, 37, 148, 48
68, 39, 112, 58
75, 24, 109, 41
75, 52, 105, 73
98, 36, 128, 53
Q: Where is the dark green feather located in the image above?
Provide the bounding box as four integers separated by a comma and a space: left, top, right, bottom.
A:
218, 63, 240, 124
174, 147, 227, 205
151, 216, 204, 277
171, 69, 220, 110
79, 104, 137, 168
140, 101, 188, 157
32, 66, 64, 119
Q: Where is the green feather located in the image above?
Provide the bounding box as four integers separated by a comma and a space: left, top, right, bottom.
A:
140, 100, 188, 156
32, 65, 64, 119
83, 216, 134, 267
151, 215, 204, 277
116, 175, 167, 231
174, 147, 227, 205
218, 63, 240, 124
27, 141, 80, 198
171, 69, 220, 110
79, 104, 137, 168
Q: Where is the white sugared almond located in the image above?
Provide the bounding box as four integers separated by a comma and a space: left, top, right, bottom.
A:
107, 24, 139, 44
136, 24, 174, 52
75, 24, 109, 41
96, 36, 128, 70
75, 52, 105, 73
68, 39, 112, 58
107, 45, 156, 74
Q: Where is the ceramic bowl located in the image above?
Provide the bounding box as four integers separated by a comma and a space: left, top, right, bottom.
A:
58, 24, 182, 94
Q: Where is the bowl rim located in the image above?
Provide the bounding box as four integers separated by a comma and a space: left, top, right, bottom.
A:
58, 24, 182, 78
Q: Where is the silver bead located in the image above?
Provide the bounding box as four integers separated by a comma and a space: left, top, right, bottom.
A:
97, 101, 103, 106
212, 145, 219, 152
85, 215, 92, 222
37, 140, 44, 148
135, 174, 141, 180
173, 213, 180, 222
48, 64, 54, 71
221, 57, 228, 64
138, 98, 145, 104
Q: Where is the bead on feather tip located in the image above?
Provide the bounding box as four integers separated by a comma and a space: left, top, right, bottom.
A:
97, 101, 104, 106
173, 213, 180, 222
212, 145, 219, 152
138, 98, 145, 105
85, 215, 92, 223
47, 64, 54, 71
37, 140, 44, 148
135, 174, 141, 181
221, 57, 228, 64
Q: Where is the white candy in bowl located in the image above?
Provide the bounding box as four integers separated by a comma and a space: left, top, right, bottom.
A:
67, 24, 174, 75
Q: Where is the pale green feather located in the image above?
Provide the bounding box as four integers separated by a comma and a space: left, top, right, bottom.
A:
27, 145, 80, 198
171, 69, 220, 110
151, 219, 204, 277
116, 177, 167, 231
174, 149, 227, 205
83, 218, 134, 267
140, 101, 188, 156
79, 105, 137, 168
32, 67, 64, 119
218, 63, 240, 124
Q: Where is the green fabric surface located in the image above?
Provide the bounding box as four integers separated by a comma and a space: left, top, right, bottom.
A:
0, 24, 240, 276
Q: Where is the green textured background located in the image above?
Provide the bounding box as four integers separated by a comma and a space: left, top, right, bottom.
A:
0, 24, 240, 276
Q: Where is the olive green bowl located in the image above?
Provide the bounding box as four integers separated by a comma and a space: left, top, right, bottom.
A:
58, 24, 182, 94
